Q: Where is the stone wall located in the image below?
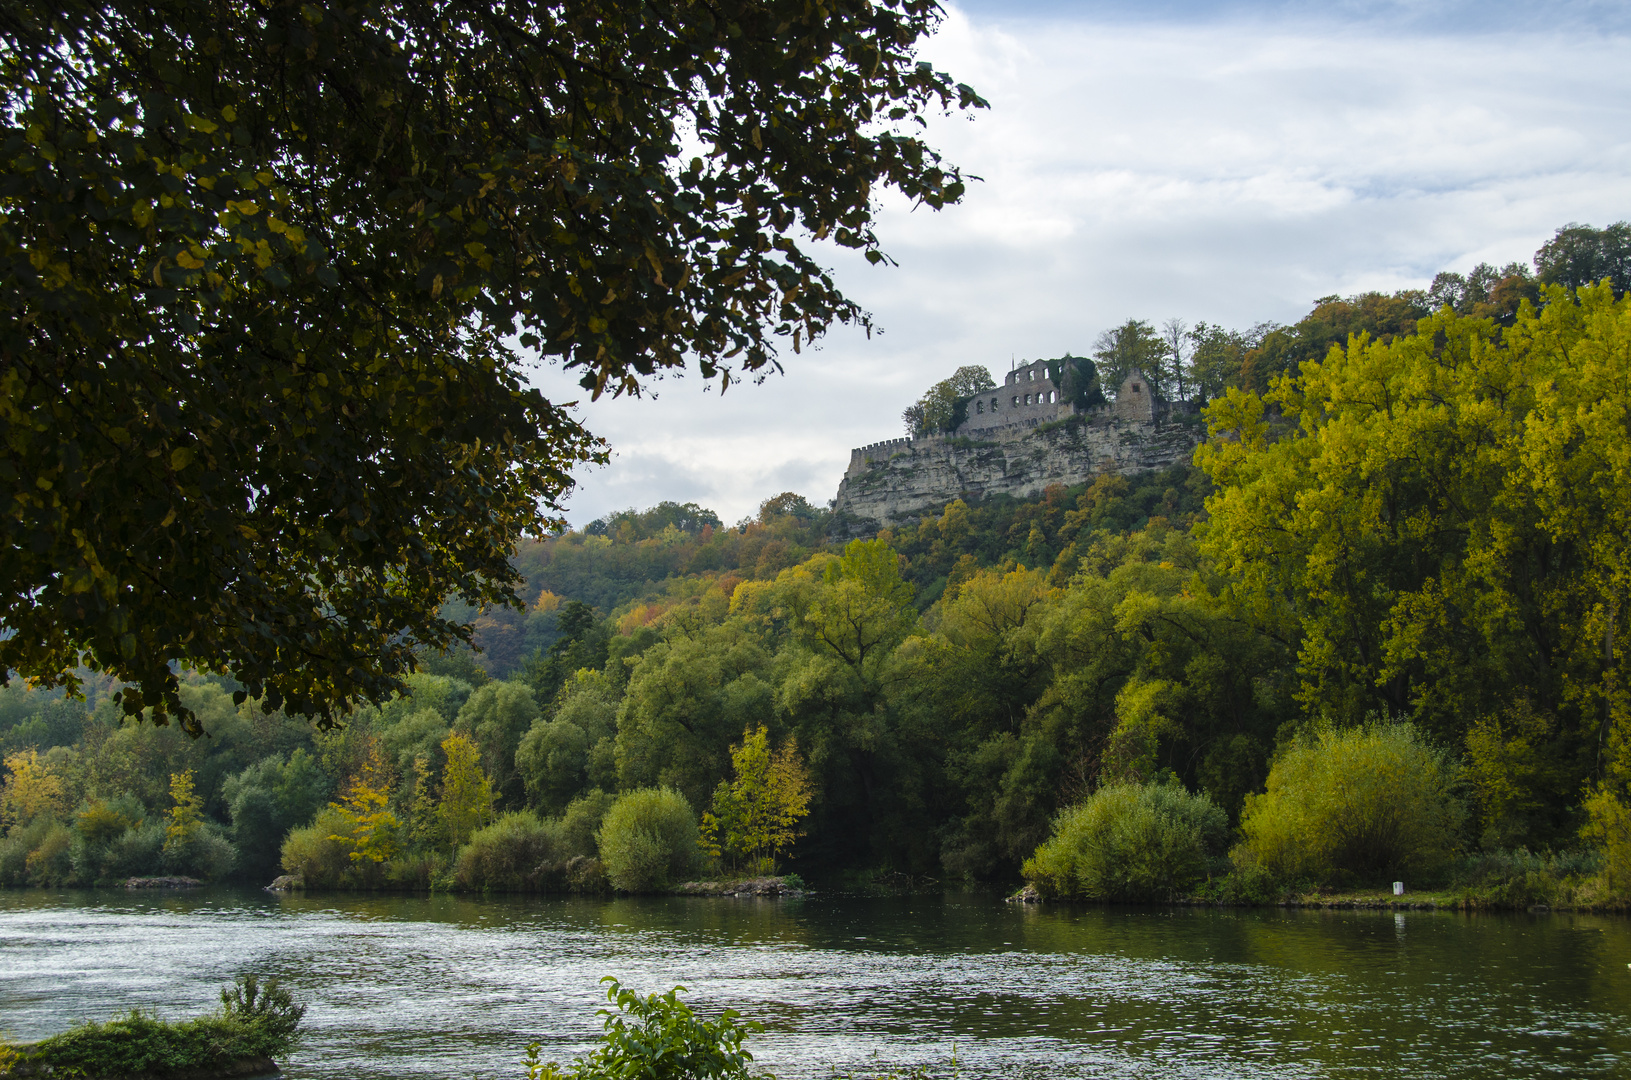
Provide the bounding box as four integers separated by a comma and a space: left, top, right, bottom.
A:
833, 413, 1202, 525
961, 358, 1068, 435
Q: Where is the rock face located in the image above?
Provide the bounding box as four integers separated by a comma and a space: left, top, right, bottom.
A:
834, 410, 1202, 525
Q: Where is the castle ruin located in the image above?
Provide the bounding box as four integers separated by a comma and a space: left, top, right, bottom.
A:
833, 361, 1201, 525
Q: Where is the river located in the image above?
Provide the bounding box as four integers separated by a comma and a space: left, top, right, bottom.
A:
1, 888, 1627, 1078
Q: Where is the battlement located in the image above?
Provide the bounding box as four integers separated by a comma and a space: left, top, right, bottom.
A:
847, 437, 923, 476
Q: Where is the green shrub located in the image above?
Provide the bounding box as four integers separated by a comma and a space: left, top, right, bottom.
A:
1210, 863, 1282, 905
1235, 721, 1465, 883
597, 787, 699, 892
385, 851, 444, 890
1581, 785, 1631, 901
523, 977, 758, 1080
280, 806, 356, 887
0, 816, 74, 886
1022, 780, 1229, 901
69, 795, 157, 884
1450, 847, 1600, 908
161, 820, 237, 881
104, 821, 167, 879
453, 811, 566, 890
218, 973, 306, 1044
15, 974, 304, 1077
561, 788, 615, 858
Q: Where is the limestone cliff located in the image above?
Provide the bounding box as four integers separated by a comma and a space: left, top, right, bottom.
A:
833, 412, 1202, 525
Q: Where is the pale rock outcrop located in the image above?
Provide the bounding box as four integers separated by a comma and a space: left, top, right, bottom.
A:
834, 371, 1200, 525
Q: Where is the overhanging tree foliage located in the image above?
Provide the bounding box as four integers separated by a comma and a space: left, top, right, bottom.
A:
0, 0, 985, 730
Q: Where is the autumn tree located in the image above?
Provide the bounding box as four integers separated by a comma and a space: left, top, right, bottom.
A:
438, 732, 493, 853
0, 749, 65, 827
163, 769, 204, 849
329, 740, 401, 864
1, 0, 986, 732
1197, 284, 1631, 846
701, 726, 813, 875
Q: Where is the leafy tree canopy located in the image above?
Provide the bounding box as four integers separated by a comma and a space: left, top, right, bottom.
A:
0, 0, 986, 731
587, 502, 723, 541
903, 364, 995, 436
1536, 221, 1631, 294
1091, 319, 1164, 393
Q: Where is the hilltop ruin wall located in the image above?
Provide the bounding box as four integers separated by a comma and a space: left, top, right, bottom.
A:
833, 368, 1201, 525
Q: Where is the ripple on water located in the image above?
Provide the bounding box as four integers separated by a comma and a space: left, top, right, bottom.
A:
1, 890, 1628, 1079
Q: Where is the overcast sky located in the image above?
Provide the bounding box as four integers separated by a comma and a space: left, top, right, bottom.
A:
529, 0, 1631, 529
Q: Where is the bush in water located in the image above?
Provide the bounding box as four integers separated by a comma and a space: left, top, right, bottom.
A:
597, 787, 699, 892
1023, 780, 1229, 901
1235, 721, 1465, 883
13, 975, 304, 1076
523, 978, 758, 1080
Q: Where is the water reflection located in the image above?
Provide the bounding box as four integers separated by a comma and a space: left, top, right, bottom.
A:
1, 888, 1628, 1078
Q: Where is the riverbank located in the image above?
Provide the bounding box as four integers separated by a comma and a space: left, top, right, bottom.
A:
263, 871, 809, 898
1007, 881, 1627, 914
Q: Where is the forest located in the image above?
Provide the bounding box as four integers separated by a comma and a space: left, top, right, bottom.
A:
3, 224, 1630, 905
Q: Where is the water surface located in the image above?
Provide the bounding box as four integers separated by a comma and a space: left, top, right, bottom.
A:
1, 888, 1627, 1078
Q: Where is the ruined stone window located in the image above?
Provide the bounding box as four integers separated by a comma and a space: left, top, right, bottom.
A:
1027, 370, 1035, 381
976, 400, 984, 414
991, 397, 999, 411
1012, 395, 1019, 407
1048, 390, 1056, 404
1133, 383, 1142, 393
1024, 393, 1031, 405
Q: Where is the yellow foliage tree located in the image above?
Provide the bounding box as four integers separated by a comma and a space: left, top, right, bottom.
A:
700, 726, 812, 876
164, 769, 204, 848
329, 740, 400, 864
1197, 284, 1631, 850
438, 732, 493, 852
1582, 786, 1631, 898
1, 749, 66, 827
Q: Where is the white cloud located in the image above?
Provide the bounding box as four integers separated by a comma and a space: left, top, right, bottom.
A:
531, 7, 1631, 527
